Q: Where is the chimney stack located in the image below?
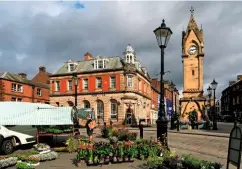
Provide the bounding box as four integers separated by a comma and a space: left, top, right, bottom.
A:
84, 52, 93, 61
237, 75, 242, 81
18, 73, 27, 79
39, 66, 46, 72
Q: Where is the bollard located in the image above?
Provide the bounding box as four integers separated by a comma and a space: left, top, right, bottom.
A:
139, 120, 143, 139
177, 120, 180, 131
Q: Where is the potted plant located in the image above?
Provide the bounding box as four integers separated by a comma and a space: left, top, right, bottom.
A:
86, 143, 94, 165
111, 143, 118, 163
65, 135, 78, 153
124, 140, 134, 162
117, 142, 124, 162
103, 143, 111, 164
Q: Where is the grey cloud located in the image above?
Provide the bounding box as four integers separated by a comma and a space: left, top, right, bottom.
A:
0, 1, 242, 99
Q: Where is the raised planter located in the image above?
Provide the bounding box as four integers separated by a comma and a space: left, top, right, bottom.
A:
0, 157, 18, 168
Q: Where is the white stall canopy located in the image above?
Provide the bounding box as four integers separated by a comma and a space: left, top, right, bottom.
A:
0, 102, 74, 125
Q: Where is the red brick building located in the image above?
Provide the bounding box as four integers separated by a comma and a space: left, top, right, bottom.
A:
0, 67, 50, 103
50, 45, 159, 125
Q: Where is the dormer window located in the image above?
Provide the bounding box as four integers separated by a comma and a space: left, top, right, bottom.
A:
94, 59, 108, 69
67, 61, 77, 72
69, 64, 74, 71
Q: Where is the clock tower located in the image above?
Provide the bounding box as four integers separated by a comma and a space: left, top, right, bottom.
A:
180, 7, 206, 120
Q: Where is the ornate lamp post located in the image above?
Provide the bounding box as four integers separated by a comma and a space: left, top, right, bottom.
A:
207, 86, 212, 120
153, 19, 173, 146
72, 74, 79, 107
211, 79, 218, 130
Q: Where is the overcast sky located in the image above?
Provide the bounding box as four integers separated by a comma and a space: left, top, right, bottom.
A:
0, 1, 241, 99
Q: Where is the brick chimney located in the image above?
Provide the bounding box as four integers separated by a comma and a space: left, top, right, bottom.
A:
84, 52, 93, 61
39, 66, 46, 72
237, 75, 242, 81
18, 73, 27, 79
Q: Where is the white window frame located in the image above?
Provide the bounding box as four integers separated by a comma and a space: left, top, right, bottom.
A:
11, 84, 17, 92
110, 76, 116, 88
37, 88, 42, 96
127, 75, 133, 88
83, 79, 88, 90
96, 77, 102, 89
98, 60, 103, 69
68, 63, 75, 72
17, 84, 23, 92
67, 80, 73, 91
111, 101, 118, 120
55, 81, 60, 91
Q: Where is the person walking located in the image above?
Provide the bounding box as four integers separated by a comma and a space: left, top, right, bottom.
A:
86, 108, 96, 142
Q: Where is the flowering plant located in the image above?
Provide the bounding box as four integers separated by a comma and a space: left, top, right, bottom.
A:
179, 120, 191, 125
24, 156, 40, 164
197, 120, 206, 125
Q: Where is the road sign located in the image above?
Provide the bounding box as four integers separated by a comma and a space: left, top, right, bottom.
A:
226, 125, 242, 169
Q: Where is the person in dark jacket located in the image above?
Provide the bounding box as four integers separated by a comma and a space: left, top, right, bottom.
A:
86, 108, 95, 142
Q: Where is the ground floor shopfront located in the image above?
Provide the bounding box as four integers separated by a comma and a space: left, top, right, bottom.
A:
50, 92, 157, 125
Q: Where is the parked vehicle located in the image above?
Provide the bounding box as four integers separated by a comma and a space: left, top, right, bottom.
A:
0, 125, 35, 154
0, 102, 90, 154
221, 115, 234, 122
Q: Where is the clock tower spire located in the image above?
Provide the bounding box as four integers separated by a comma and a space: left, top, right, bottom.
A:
180, 7, 206, 121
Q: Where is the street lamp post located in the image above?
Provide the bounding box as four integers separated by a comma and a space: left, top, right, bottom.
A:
211, 79, 218, 130
207, 86, 212, 120
154, 19, 173, 146
72, 74, 79, 107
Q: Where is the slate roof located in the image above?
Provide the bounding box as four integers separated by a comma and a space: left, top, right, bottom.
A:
0, 72, 49, 89
54, 56, 124, 74
53, 55, 153, 83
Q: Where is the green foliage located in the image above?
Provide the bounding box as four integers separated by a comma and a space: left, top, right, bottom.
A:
146, 156, 163, 169
65, 136, 78, 153
37, 125, 72, 134
189, 110, 198, 122
16, 162, 34, 169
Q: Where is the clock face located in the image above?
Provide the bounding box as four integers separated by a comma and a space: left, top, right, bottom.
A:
188, 45, 197, 55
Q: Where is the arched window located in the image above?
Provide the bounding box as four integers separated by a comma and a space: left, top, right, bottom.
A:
130, 55, 133, 63
97, 100, 104, 120
192, 70, 195, 76
83, 100, 90, 108
110, 99, 118, 120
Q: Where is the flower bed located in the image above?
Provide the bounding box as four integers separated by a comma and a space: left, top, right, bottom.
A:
0, 156, 18, 168
145, 153, 222, 169
101, 127, 137, 141
0, 147, 58, 168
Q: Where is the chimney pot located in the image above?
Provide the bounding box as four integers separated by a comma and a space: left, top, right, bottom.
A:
84, 52, 93, 61
39, 66, 46, 72
18, 73, 27, 79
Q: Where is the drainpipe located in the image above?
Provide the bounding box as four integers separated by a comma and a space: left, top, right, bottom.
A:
32, 85, 35, 103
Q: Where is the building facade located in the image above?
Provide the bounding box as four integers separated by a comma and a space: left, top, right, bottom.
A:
0, 69, 50, 103
180, 8, 206, 121
49, 45, 159, 125
221, 75, 242, 117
